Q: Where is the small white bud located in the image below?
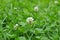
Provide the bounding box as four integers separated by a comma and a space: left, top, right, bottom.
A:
16, 24, 19, 26
26, 17, 34, 24
34, 6, 39, 12
14, 24, 19, 30
54, 1, 58, 4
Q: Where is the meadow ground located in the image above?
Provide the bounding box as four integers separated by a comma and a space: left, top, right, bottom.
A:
0, 0, 59, 40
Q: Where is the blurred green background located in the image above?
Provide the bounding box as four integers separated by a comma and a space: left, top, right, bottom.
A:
0, 0, 59, 40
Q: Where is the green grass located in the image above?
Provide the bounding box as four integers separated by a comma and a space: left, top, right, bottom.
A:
0, 0, 59, 40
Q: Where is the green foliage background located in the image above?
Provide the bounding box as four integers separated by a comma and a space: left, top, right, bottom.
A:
0, 0, 59, 40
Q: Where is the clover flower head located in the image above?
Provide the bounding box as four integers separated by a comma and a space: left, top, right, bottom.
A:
34, 6, 39, 12
26, 17, 34, 24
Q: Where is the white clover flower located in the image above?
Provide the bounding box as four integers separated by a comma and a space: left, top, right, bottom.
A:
34, 6, 39, 12
26, 17, 34, 24
15, 24, 19, 26
14, 24, 19, 30
54, 1, 58, 4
